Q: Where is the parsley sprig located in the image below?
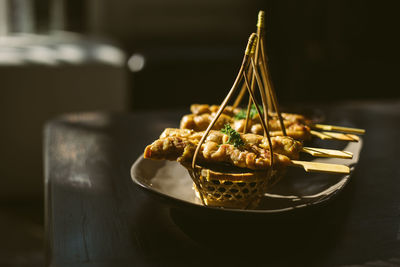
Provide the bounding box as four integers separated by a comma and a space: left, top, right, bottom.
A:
220, 124, 245, 148
234, 104, 263, 120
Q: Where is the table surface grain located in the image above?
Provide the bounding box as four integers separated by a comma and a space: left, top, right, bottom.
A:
45, 100, 400, 267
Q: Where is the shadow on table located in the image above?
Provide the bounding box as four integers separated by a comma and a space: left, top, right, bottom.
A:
0, 199, 44, 267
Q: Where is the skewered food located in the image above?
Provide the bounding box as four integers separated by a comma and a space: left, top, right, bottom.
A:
159, 128, 303, 160
180, 113, 232, 132
190, 104, 312, 125
180, 108, 312, 141
190, 104, 240, 117
144, 127, 293, 171
184, 103, 364, 141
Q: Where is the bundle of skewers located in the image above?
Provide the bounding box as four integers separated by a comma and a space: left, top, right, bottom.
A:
143, 11, 365, 209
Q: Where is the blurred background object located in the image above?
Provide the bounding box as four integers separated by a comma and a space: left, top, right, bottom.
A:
0, 0, 398, 266
0, 1, 127, 265
0, 0, 127, 199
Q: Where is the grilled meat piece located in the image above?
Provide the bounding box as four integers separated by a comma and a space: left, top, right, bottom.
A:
180, 113, 233, 132
144, 136, 291, 171
160, 128, 302, 160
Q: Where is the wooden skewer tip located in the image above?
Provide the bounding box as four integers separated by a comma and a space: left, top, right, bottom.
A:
291, 160, 350, 174
313, 124, 365, 135
302, 147, 353, 159
245, 33, 258, 56
257, 10, 265, 29
311, 130, 360, 142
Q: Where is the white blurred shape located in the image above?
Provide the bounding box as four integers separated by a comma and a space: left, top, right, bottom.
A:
0, 47, 24, 65
93, 44, 125, 66
26, 45, 57, 65
56, 44, 86, 63
127, 53, 145, 72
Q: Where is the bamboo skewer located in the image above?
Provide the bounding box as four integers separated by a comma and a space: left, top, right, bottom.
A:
310, 130, 360, 142
243, 21, 264, 135
258, 59, 274, 112
313, 124, 365, 135
233, 11, 267, 110
256, 13, 273, 112
243, 98, 253, 134
290, 160, 350, 174
256, 11, 287, 137
250, 57, 270, 137
302, 147, 353, 159
233, 10, 284, 135
232, 80, 248, 108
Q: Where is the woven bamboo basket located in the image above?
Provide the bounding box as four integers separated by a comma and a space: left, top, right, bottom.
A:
182, 163, 275, 209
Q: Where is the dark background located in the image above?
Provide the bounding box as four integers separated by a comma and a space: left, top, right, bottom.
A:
58, 0, 400, 108
1, 1, 399, 266
33, 0, 400, 109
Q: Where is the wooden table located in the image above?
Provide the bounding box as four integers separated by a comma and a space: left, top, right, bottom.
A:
45, 100, 400, 266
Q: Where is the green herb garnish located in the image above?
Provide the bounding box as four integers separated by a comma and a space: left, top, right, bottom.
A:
234, 104, 263, 120
220, 124, 245, 148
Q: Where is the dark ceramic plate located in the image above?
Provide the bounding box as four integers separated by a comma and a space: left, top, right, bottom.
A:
131, 137, 362, 213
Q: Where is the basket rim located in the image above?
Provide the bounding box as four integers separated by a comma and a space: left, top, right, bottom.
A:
180, 162, 271, 182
